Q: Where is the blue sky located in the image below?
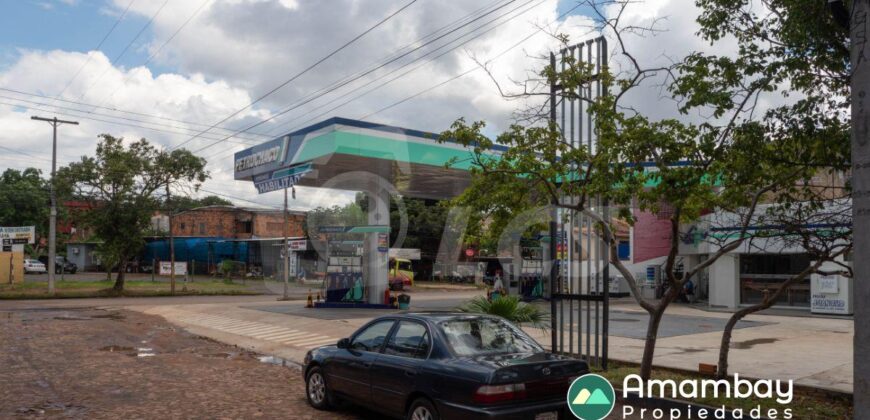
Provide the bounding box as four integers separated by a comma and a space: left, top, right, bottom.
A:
0, 0, 166, 73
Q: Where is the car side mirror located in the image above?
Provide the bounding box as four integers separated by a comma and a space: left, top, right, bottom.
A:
337, 338, 350, 349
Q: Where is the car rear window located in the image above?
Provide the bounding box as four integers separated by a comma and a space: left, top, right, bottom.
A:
439, 317, 542, 356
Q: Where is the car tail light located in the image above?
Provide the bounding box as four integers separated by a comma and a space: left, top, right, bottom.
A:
473, 383, 527, 403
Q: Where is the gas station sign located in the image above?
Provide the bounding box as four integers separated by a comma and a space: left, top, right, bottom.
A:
253, 163, 312, 194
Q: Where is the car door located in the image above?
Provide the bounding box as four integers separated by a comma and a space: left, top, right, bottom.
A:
370, 320, 432, 417
327, 319, 395, 404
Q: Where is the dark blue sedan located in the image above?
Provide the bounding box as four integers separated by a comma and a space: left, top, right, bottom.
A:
302, 312, 589, 420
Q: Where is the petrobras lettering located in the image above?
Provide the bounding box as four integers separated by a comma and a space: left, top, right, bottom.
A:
235, 145, 283, 172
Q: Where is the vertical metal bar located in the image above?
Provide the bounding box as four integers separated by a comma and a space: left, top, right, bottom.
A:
567, 45, 576, 357
549, 52, 558, 353
586, 40, 594, 363
558, 50, 566, 354
600, 37, 610, 370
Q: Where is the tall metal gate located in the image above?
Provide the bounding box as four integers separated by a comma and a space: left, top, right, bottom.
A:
548, 37, 610, 369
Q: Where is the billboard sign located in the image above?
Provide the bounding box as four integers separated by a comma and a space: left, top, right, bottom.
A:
159, 261, 188, 276
0, 226, 35, 244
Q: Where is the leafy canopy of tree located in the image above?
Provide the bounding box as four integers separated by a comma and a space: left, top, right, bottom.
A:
441, 0, 850, 379
166, 195, 233, 212
56, 134, 207, 291
0, 168, 52, 255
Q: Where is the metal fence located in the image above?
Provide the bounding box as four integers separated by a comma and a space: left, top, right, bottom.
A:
548, 36, 610, 369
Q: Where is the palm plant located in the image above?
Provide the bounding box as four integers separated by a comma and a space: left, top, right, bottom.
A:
457, 295, 550, 330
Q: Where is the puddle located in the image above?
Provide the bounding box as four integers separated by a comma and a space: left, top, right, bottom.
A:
258, 356, 289, 366
53, 316, 91, 321
675, 348, 705, 354
100, 345, 134, 352
200, 352, 235, 359
732, 338, 778, 349
137, 348, 156, 357
91, 313, 126, 320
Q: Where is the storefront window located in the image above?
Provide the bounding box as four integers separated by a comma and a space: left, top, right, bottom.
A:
739, 254, 811, 307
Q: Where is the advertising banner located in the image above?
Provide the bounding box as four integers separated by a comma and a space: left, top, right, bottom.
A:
0, 226, 35, 244
159, 261, 188, 276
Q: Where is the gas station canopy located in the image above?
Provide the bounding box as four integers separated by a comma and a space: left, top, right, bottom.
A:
233, 117, 506, 200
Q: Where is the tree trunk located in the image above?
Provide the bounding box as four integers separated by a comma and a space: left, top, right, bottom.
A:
113, 260, 127, 291
639, 306, 665, 380
716, 264, 820, 378
717, 305, 764, 378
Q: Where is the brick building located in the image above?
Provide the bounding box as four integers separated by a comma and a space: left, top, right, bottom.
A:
170, 205, 305, 239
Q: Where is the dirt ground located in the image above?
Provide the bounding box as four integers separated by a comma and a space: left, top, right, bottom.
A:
0, 307, 358, 419
0, 305, 640, 420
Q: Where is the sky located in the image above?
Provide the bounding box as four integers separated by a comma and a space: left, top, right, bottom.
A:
0, 0, 729, 211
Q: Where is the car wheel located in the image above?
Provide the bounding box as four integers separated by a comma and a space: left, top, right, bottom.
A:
407, 398, 439, 420
305, 367, 333, 410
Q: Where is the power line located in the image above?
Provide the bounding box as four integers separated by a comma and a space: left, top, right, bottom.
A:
280, 0, 548, 135
0, 99, 255, 146
198, 0, 532, 162
255, 0, 512, 136
0, 94, 259, 145
94, 0, 213, 108
362, 2, 587, 120
0, 86, 271, 139
192, 0, 522, 156
76, 0, 170, 102
197, 187, 281, 209
172, 0, 420, 151
54, 0, 137, 101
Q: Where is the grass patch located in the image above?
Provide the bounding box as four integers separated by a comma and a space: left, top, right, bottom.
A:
592, 361, 852, 419
0, 280, 260, 299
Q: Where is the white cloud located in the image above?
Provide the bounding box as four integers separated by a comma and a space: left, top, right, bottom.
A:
1, 0, 766, 211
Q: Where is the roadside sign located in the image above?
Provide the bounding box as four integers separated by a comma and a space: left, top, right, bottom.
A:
252, 163, 312, 194
159, 261, 188, 276
0, 226, 35, 244
288, 239, 307, 251
2, 238, 28, 245
2, 246, 10, 252
377, 233, 388, 252
388, 248, 421, 260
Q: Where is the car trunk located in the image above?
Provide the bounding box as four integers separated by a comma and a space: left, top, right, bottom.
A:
480, 352, 589, 401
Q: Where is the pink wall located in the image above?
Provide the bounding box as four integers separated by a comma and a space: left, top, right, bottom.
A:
632, 210, 672, 263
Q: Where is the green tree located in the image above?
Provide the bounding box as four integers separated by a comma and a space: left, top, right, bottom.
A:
442, 0, 848, 380
686, 0, 852, 377
0, 168, 50, 255
56, 135, 207, 291
165, 195, 232, 212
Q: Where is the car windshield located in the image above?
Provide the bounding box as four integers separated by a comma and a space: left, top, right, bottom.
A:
439, 317, 542, 356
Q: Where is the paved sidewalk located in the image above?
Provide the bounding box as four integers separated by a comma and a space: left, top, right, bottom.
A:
4, 290, 851, 394
127, 294, 853, 394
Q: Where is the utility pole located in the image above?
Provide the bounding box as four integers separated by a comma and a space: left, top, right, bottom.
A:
282, 186, 290, 300
166, 184, 175, 294
851, 0, 870, 416
31, 116, 78, 295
